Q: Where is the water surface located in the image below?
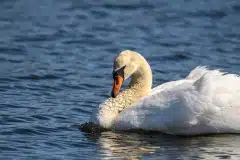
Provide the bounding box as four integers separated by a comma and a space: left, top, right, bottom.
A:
0, 0, 240, 159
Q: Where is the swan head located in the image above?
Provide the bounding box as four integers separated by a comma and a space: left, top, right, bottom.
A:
111, 50, 140, 98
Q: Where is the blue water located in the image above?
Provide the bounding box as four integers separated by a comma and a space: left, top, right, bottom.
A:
0, 0, 240, 159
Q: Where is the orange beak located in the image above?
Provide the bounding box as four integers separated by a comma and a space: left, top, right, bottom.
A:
111, 75, 124, 98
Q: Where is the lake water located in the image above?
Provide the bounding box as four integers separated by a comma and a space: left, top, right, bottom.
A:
0, 0, 240, 159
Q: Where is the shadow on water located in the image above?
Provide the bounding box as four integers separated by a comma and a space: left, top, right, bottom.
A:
81, 129, 240, 160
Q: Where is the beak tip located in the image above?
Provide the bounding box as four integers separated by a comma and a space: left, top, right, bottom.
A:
111, 91, 116, 98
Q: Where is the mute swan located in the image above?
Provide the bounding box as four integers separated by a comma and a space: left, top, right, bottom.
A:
82, 50, 240, 135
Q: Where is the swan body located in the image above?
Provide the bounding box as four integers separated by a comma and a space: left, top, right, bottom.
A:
89, 50, 240, 135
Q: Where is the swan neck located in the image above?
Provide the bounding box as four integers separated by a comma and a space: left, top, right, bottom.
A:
128, 57, 152, 97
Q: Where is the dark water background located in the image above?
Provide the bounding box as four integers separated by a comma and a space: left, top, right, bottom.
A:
0, 0, 240, 159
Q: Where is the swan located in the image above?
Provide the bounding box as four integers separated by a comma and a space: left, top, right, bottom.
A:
82, 50, 240, 135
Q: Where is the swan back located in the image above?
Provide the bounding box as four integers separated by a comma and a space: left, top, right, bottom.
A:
115, 67, 240, 135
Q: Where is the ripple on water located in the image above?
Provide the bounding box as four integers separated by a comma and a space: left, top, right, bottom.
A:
16, 74, 60, 80
161, 53, 192, 61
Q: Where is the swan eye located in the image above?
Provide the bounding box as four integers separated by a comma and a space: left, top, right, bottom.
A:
112, 71, 116, 79
112, 65, 126, 79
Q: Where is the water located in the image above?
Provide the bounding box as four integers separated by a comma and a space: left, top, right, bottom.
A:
0, 0, 240, 159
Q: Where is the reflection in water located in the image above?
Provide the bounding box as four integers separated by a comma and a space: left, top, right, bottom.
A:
98, 132, 161, 160
85, 132, 240, 160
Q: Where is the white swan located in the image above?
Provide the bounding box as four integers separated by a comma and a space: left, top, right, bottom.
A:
88, 50, 240, 135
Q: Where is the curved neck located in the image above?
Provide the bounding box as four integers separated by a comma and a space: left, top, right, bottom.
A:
116, 55, 152, 111
129, 57, 152, 97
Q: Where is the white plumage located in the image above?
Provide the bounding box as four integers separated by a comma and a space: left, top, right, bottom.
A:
115, 67, 240, 135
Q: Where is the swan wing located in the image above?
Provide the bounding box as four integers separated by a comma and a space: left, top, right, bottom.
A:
115, 67, 240, 135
